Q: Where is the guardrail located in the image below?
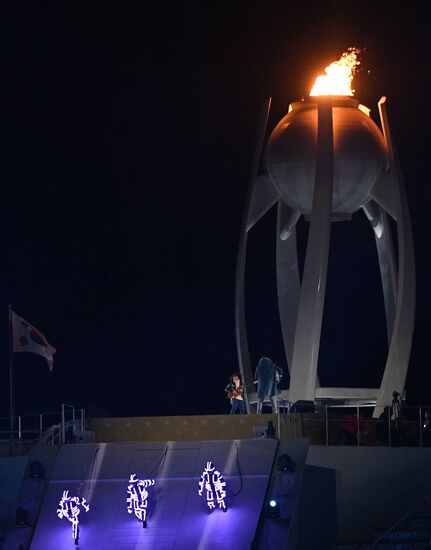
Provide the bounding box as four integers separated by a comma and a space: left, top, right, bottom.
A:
2, 403, 430, 448
277, 403, 431, 447
0, 404, 85, 446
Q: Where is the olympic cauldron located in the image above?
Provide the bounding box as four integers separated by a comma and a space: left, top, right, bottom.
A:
265, 97, 387, 216
235, 94, 415, 417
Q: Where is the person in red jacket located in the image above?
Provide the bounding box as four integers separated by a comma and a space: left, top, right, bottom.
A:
225, 372, 246, 414
338, 411, 366, 445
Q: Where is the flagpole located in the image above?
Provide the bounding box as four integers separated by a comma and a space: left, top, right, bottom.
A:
8, 304, 15, 442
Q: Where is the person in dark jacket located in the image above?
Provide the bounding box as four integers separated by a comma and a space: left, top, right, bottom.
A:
254, 356, 283, 414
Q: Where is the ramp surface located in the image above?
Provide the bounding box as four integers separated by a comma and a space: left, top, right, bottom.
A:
30, 439, 278, 550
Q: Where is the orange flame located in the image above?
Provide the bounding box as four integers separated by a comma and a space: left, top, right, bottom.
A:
310, 48, 361, 97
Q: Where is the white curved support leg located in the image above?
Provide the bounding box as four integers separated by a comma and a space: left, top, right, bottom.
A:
235, 98, 272, 412
373, 97, 416, 418
362, 201, 398, 343
288, 99, 334, 404
276, 202, 301, 371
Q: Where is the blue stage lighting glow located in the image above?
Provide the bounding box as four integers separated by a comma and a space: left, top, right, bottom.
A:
56, 490, 89, 543
126, 474, 155, 528
198, 461, 227, 512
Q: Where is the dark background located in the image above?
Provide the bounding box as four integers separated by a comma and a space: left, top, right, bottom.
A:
1, 1, 430, 420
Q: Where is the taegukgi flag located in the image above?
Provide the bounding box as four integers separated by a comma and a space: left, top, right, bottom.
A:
11, 311, 56, 371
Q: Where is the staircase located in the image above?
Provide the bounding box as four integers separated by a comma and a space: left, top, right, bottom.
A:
0, 405, 87, 550
332, 495, 431, 549
370, 507, 431, 548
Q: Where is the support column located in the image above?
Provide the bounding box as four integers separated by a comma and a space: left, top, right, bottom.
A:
288, 99, 334, 404
276, 202, 301, 371
373, 97, 416, 418
362, 201, 398, 343
235, 98, 272, 412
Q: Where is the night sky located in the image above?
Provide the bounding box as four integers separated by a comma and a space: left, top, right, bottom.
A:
1, 2, 430, 422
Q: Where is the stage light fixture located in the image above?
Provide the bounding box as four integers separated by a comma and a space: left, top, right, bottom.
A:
278, 454, 296, 473
15, 506, 28, 527
29, 460, 45, 479
266, 498, 280, 519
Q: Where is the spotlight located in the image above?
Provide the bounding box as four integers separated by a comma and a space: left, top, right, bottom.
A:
252, 425, 267, 439
266, 421, 276, 439
15, 506, 28, 527
278, 454, 296, 473
266, 498, 280, 519
29, 460, 45, 479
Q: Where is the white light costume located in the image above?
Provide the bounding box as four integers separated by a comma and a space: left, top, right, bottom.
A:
198, 461, 227, 511
126, 474, 155, 528
57, 490, 89, 543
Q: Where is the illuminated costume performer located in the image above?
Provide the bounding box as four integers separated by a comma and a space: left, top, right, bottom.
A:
57, 490, 89, 545
198, 461, 227, 511
126, 474, 155, 528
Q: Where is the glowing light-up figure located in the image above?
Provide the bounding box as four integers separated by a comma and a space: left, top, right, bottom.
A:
57, 490, 89, 544
126, 474, 155, 528
198, 461, 227, 511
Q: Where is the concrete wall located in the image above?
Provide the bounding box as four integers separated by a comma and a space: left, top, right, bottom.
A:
2, 445, 59, 550
91, 414, 280, 442
292, 465, 336, 549
0, 456, 28, 540
246, 437, 336, 550
306, 446, 431, 543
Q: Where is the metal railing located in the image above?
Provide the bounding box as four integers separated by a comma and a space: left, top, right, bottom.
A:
274, 404, 431, 447
0, 404, 86, 447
